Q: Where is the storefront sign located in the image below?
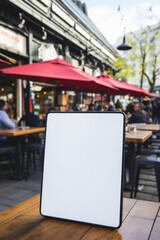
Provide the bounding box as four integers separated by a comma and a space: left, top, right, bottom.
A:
0, 25, 26, 55
52, 3, 74, 27
30, 0, 50, 12
101, 46, 115, 61
91, 37, 101, 49
38, 44, 58, 61
75, 24, 90, 40
39, 0, 50, 6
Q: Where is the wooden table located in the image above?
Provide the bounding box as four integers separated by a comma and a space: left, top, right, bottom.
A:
0, 127, 45, 179
0, 127, 45, 136
0, 195, 159, 240
125, 130, 152, 143
135, 124, 160, 133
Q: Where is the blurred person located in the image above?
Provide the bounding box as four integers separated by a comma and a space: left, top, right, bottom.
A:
74, 103, 81, 111
88, 103, 94, 111
81, 104, 87, 111
48, 107, 55, 112
128, 103, 149, 124
96, 105, 101, 111
115, 99, 123, 111
152, 98, 160, 123
103, 104, 109, 111
18, 111, 44, 168
144, 103, 153, 120
0, 99, 16, 142
141, 103, 152, 123
0, 100, 16, 130
126, 102, 134, 115
116, 107, 122, 112
18, 111, 40, 127
108, 102, 117, 112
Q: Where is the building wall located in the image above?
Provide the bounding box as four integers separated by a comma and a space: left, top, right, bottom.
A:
0, 0, 117, 116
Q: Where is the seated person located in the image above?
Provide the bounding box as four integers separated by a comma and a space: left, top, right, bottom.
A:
0, 100, 16, 141
18, 111, 40, 127
108, 102, 117, 112
19, 112, 44, 169
128, 103, 149, 124
18, 112, 41, 143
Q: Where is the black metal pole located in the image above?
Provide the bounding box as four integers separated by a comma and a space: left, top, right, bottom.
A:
24, 31, 33, 114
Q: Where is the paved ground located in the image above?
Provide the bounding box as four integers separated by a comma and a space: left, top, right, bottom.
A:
0, 160, 42, 212
0, 158, 159, 212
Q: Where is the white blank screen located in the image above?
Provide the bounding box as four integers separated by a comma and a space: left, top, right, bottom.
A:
41, 112, 124, 228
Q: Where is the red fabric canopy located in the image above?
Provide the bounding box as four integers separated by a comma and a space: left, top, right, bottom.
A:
97, 74, 145, 96
0, 58, 118, 94
0, 59, 10, 69
120, 81, 145, 96
142, 90, 158, 98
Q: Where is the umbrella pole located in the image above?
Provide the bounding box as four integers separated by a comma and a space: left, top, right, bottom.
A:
101, 94, 104, 110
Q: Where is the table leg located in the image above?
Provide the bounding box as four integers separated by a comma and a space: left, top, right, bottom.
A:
127, 142, 136, 196
9, 136, 26, 180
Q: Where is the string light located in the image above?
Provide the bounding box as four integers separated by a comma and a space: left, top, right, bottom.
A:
18, 13, 25, 29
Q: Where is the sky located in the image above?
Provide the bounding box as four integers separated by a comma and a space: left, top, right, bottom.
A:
85, 0, 160, 44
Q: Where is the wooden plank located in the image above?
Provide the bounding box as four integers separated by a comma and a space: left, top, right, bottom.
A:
20, 220, 91, 240
80, 226, 117, 240
115, 216, 154, 240
149, 217, 160, 240
0, 195, 159, 240
112, 200, 160, 240
136, 124, 160, 133
80, 198, 137, 240
128, 200, 160, 220
0, 127, 45, 136
125, 131, 152, 143
0, 205, 90, 240
0, 195, 40, 225
122, 198, 136, 220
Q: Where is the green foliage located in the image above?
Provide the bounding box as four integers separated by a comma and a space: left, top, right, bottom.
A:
126, 25, 160, 92
107, 25, 160, 92
106, 54, 133, 81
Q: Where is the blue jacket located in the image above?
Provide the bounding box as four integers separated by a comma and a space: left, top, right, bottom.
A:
0, 110, 16, 130
0, 110, 16, 141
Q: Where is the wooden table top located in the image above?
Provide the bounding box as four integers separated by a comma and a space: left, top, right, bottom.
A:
0, 194, 159, 240
135, 124, 160, 133
125, 130, 152, 143
0, 127, 45, 136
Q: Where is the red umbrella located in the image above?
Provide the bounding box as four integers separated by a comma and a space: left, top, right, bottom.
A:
0, 59, 10, 69
97, 74, 145, 96
142, 90, 158, 98
0, 58, 118, 94
120, 81, 145, 96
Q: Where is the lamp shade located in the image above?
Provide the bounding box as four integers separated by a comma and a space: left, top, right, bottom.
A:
117, 36, 132, 51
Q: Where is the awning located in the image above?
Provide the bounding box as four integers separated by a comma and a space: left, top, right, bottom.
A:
0, 59, 10, 69
0, 58, 118, 94
97, 74, 146, 96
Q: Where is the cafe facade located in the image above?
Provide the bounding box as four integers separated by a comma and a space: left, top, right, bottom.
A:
0, 0, 117, 119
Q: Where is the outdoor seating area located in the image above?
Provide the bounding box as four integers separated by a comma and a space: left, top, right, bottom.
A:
1, 0, 160, 238
0, 123, 160, 202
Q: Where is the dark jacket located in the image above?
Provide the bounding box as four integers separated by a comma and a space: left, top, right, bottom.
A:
128, 111, 146, 124
18, 113, 40, 127
108, 105, 117, 112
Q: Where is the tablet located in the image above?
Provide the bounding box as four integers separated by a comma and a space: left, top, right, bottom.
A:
40, 112, 125, 228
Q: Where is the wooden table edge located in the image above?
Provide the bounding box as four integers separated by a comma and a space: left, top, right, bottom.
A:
125, 131, 152, 143
0, 127, 45, 136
